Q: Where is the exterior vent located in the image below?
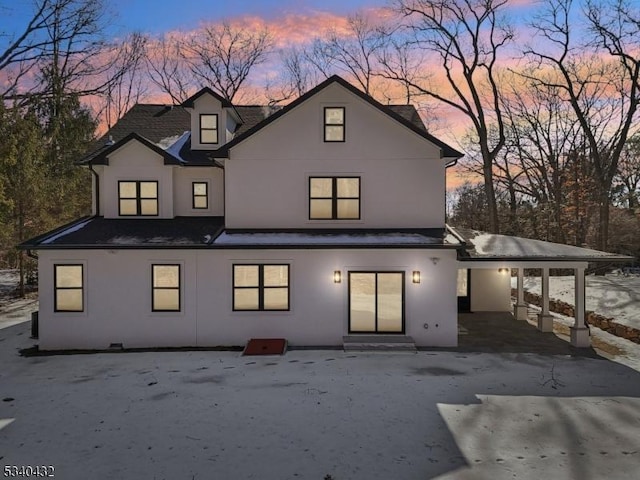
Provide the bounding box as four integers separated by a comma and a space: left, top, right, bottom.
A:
105, 135, 115, 146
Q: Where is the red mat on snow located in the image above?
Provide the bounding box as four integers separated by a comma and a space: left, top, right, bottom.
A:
243, 338, 287, 356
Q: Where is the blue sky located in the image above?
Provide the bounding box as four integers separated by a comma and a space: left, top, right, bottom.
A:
0, 0, 389, 38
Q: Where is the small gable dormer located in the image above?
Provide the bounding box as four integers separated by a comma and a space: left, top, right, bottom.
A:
182, 87, 242, 150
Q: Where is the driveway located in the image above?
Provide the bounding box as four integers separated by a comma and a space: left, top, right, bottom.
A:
1, 321, 640, 480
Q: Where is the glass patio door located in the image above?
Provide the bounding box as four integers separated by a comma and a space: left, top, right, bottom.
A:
349, 272, 404, 333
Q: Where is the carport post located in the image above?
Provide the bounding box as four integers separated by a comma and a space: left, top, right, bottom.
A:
570, 266, 590, 347
514, 268, 528, 320
537, 268, 554, 332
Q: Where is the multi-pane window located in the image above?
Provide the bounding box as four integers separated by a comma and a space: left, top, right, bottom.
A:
200, 114, 218, 144
152, 264, 181, 312
118, 181, 158, 216
192, 182, 208, 209
54, 264, 84, 312
324, 107, 345, 142
309, 177, 360, 220
233, 264, 289, 311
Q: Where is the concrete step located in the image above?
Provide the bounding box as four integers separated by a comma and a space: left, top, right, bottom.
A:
342, 335, 417, 352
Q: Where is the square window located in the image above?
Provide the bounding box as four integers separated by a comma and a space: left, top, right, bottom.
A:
54, 264, 83, 312
118, 181, 158, 216
309, 177, 360, 220
324, 107, 345, 142
233, 264, 290, 311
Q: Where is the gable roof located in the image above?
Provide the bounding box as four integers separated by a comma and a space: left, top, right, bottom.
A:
216, 75, 463, 159
181, 87, 233, 108
80, 132, 183, 166
78, 76, 459, 165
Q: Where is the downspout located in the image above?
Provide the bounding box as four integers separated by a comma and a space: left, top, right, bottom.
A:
89, 162, 100, 216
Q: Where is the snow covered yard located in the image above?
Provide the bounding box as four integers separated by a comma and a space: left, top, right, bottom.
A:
1, 323, 640, 480
513, 274, 640, 331
0, 270, 37, 331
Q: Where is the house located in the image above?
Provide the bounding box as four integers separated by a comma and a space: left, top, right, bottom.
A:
19, 75, 631, 351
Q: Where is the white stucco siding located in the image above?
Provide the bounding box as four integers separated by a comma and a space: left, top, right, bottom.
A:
101, 140, 174, 218
225, 83, 446, 229
38, 250, 198, 350
469, 268, 512, 312
37, 248, 458, 350
173, 167, 224, 216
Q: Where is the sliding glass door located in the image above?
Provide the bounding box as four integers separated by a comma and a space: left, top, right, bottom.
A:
349, 272, 404, 333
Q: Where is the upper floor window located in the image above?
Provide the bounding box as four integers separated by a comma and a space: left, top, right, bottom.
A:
192, 182, 208, 209
324, 107, 345, 142
309, 177, 360, 220
54, 264, 84, 312
233, 264, 290, 311
152, 264, 181, 312
200, 114, 218, 144
118, 181, 158, 216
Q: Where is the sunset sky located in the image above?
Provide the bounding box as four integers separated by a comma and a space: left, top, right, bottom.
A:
106, 0, 389, 34
0, 0, 567, 189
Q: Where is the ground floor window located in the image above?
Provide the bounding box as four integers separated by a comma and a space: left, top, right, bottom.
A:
54, 264, 84, 312
233, 264, 289, 311
152, 264, 181, 312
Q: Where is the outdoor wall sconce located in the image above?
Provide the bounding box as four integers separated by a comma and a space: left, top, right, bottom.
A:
412, 271, 421, 284
430, 257, 440, 265
498, 268, 509, 274
333, 270, 342, 283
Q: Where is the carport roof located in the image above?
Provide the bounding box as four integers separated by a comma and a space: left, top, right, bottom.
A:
450, 226, 634, 262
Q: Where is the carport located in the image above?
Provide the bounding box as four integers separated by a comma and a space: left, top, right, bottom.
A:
449, 227, 633, 348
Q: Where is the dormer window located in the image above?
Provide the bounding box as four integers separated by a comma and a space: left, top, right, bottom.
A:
200, 114, 218, 144
118, 181, 158, 216
324, 107, 345, 142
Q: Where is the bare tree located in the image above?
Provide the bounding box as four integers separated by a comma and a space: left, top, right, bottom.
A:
181, 21, 273, 102
264, 46, 317, 106
0, 0, 58, 98
497, 71, 586, 242
381, 0, 514, 233
145, 34, 194, 104
309, 13, 390, 95
99, 33, 148, 129
523, 0, 640, 250
614, 134, 640, 211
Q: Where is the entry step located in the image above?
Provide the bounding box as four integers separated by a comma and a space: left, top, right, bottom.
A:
342, 335, 417, 352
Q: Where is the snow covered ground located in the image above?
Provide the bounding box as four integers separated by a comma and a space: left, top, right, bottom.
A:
0, 322, 640, 480
1, 270, 640, 478
513, 273, 640, 330
0, 270, 36, 330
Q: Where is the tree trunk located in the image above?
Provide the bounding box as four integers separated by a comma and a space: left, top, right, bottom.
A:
597, 191, 610, 252
18, 250, 25, 298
